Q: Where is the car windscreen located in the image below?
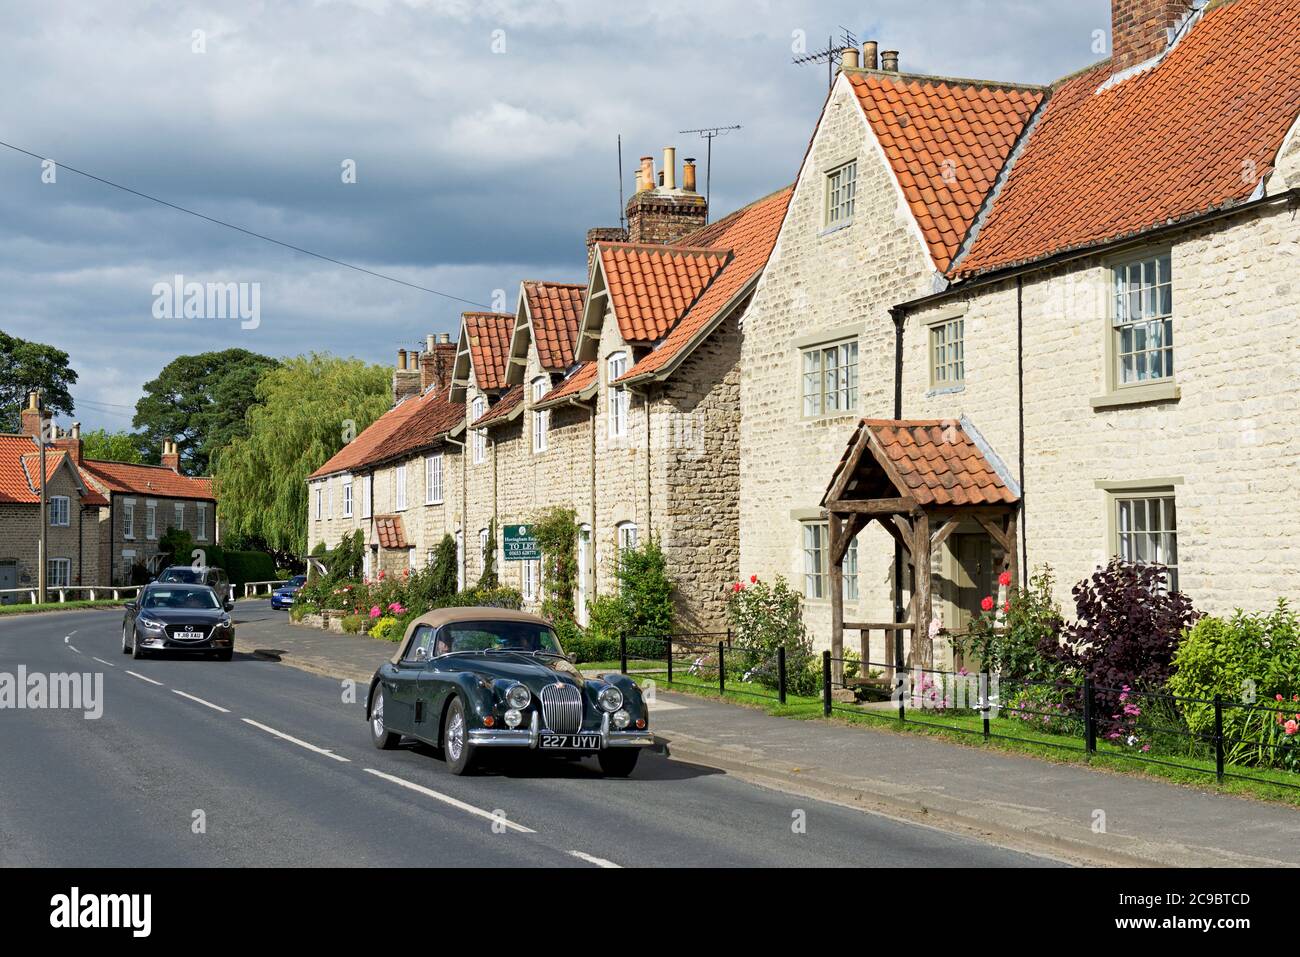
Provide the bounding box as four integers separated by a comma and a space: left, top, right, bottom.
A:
288, 576, 306, 586
439, 621, 564, 656
142, 587, 220, 610
158, 568, 202, 583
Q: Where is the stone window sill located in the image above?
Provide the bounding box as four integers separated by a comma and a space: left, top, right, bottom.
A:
818, 220, 853, 239
926, 384, 966, 398
1090, 380, 1180, 410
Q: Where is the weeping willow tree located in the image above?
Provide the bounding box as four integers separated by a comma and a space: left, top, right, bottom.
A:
213, 354, 391, 556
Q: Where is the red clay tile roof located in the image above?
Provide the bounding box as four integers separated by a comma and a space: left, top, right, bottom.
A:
308, 388, 462, 480
825, 419, 1019, 508
621, 186, 794, 382
598, 243, 730, 343
473, 384, 524, 428
522, 281, 585, 371
0, 437, 108, 506
464, 312, 515, 391
535, 360, 598, 409
955, 0, 1300, 278
80, 459, 214, 500
848, 71, 1044, 273
374, 514, 409, 549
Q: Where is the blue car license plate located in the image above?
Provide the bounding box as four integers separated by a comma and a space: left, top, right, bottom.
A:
539, 733, 600, 750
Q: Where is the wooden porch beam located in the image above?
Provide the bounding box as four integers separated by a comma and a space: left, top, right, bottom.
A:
930, 516, 961, 554
830, 513, 866, 568
975, 513, 1013, 552
825, 497, 917, 516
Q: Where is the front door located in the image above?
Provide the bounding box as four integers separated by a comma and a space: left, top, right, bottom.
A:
0, 561, 16, 604
950, 533, 993, 668
575, 525, 592, 626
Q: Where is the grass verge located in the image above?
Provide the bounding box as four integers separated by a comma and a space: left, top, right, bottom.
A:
0, 599, 126, 616
635, 667, 1300, 808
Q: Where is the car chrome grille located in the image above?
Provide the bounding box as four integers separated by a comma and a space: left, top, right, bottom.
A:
168, 624, 210, 641
539, 682, 584, 734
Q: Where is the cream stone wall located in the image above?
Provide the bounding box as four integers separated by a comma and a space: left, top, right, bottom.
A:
0, 464, 101, 593
98, 491, 217, 584
738, 72, 938, 650
904, 200, 1300, 619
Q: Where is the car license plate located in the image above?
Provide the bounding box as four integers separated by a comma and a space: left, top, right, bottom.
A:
539, 733, 600, 750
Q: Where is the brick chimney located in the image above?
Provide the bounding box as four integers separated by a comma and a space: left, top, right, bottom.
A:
586, 226, 628, 278
420, 334, 457, 395
54, 422, 82, 464
19, 391, 42, 439
161, 438, 180, 473
625, 146, 708, 245
1111, 0, 1194, 72
393, 347, 422, 404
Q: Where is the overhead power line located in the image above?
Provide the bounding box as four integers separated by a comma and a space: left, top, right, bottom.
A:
0, 139, 492, 309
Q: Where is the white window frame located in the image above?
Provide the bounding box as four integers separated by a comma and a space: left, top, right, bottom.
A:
478, 528, 489, 570
1110, 488, 1179, 593
342, 479, 353, 518
122, 499, 135, 540
47, 557, 71, 588
825, 160, 857, 228
607, 353, 628, 439
576, 524, 592, 626
315, 486, 323, 520
47, 495, 70, 527
196, 502, 208, 540
616, 521, 638, 554
394, 464, 408, 511
801, 339, 859, 418
173, 502, 184, 533
144, 500, 157, 539
801, 521, 857, 601
1110, 249, 1174, 390
456, 530, 465, 591
361, 475, 372, 519
531, 377, 549, 453
425, 453, 443, 505
471, 396, 487, 464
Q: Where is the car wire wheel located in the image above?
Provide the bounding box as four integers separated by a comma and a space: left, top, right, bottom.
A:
446, 709, 465, 761
372, 692, 386, 738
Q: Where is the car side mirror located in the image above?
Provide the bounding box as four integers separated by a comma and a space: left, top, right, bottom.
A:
125, 601, 137, 612
415, 646, 428, 661
224, 599, 235, 612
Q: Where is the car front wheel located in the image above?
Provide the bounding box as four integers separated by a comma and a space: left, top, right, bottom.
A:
121, 622, 132, 655
597, 749, 640, 777
369, 687, 400, 750
442, 696, 476, 775
130, 627, 146, 660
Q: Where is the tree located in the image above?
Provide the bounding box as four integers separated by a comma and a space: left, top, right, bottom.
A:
213, 354, 391, 556
133, 349, 280, 474
0, 329, 77, 432
80, 429, 144, 464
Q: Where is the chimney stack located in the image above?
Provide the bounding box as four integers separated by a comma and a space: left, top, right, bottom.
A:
19, 391, 43, 439
624, 144, 708, 245
862, 40, 879, 70
1111, 0, 1193, 72
587, 226, 629, 276
420, 336, 458, 395
393, 348, 421, 404
683, 158, 697, 193
840, 46, 860, 70
161, 439, 180, 473
881, 50, 900, 72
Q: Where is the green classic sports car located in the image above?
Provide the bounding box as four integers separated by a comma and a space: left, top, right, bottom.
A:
365, 607, 654, 776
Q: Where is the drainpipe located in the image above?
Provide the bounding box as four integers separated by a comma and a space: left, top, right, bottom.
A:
1017, 276, 1027, 587
890, 306, 906, 628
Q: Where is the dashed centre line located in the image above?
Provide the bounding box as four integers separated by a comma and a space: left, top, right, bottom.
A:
172, 689, 231, 713
568, 849, 621, 868
242, 718, 350, 762
125, 670, 164, 686
362, 768, 535, 833
92, 657, 116, 667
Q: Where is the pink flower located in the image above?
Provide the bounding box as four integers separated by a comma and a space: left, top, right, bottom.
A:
387, 602, 405, 614
731, 582, 742, 593
998, 571, 1012, 588
1002, 600, 1011, 613
980, 596, 994, 613
1277, 694, 1285, 702
369, 606, 381, 619
1285, 720, 1299, 736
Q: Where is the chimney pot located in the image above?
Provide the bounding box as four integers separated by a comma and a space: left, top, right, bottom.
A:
683, 158, 697, 193
881, 50, 900, 72
71, 422, 80, 440
662, 147, 677, 190
862, 40, 879, 70
426, 334, 436, 352
397, 348, 407, 370
439, 332, 451, 344
840, 46, 860, 70
638, 156, 654, 193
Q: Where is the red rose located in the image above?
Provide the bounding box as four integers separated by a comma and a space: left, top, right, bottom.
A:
998, 571, 1012, 588
980, 596, 994, 613
1002, 600, 1011, 613
750, 574, 758, 584
731, 582, 742, 593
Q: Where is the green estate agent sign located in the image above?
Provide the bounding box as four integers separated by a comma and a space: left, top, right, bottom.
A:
502, 524, 541, 561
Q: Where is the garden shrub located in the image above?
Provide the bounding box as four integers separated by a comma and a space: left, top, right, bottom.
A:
478, 521, 498, 589
533, 507, 579, 627
369, 615, 401, 641
616, 537, 674, 638
1168, 602, 1300, 768
585, 594, 630, 644
953, 566, 1065, 681
341, 614, 366, 634
726, 574, 818, 696
448, 585, 522, 610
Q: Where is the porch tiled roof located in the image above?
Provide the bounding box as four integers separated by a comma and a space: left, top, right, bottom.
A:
464, 312, 516, 391
848, 71, 1043, 273
597, 243, 730, 343
954, 0, 1300, 278
472, 384, 524, 428
522, 281, 585, 371
535, 360, 597, 408
374, 514, 409, 549
826, 418, 1019, 508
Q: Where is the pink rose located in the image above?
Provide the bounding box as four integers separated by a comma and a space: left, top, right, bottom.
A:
980, 596, 994, 613
1285, 720, 1298, 736
369, 606, 381, 619
998, 571, 1012, 588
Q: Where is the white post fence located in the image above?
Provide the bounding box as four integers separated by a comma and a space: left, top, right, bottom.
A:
0, 585, 143, 606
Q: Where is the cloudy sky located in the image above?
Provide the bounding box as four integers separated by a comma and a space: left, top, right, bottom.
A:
0, 0, 1109, 433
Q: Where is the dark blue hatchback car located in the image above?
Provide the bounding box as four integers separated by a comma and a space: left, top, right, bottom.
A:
270, 575, 307, 609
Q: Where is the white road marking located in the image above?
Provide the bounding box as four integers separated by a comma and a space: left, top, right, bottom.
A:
362, 768, 535, 833
568, 849, 621, 868
172, 689, 230, 714
92, 657, 116, 667
125, 670, 164, 686
63, 636, 69, 644
68, 645, 80, 654
242, 718, 350, 762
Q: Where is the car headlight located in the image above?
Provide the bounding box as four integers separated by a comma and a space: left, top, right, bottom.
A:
597, 686, 624, 713
505, 684, 531, 710
219, 615, 232, 628
137, 616, 166, 630
504, 708, 523, 729
612, 709, 631, 729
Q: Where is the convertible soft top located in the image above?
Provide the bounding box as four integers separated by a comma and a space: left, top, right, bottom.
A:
389, 606, 552, 664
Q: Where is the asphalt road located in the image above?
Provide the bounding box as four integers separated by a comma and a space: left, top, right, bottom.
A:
0, 604, 1063, 868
